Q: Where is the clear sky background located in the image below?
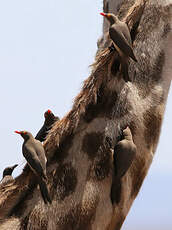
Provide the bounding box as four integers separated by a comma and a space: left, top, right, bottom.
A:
0, 1, 171, 229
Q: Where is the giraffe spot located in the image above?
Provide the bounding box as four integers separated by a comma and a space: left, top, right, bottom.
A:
143, 108, 162, 149
53, 162, 77, 201
130, 154, 148, 198
57, 200, 98, 230
83, 87, 104, 123
10, 176, 37, 217
131, 164, 147, 198
84, 89, 118, 122
84, 102, 102, 123
53, 134, 74, 162
89, 144, 112, 181
82, 132, 104, 160
103, 91, 118, 118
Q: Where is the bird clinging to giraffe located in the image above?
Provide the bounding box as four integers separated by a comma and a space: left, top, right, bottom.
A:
113, 126, 136, 179
15, 130, 51, 204
111, 126, 137, 204
100, 12, 137, 81
35, 109, 59, 142
0, 164, 18, 186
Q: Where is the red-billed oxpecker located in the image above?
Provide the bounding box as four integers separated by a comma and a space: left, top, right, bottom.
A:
35, 109, 59, 142
100, 12, 137, 82
15, 130, 51, 204
0, 164, 18, 185
111, 127, 136, 203
114, 127, 136, 178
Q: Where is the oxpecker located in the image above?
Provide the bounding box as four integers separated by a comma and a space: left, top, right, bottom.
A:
111, 127, 136, 203
100, 12, 137, 81
114, 127, 136, 178
15, 130, 51, 204
0, 164, 18, 185
35, 109, 59, 142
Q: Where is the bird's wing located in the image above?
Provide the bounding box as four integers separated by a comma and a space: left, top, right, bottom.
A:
121, 23, 132, 46
113, 143, 125, 176
113, 140, 136, 178
109, 25, 137, 62
23, 144, 46, 179
39, 179, 51, 204
35, 140, 47, 172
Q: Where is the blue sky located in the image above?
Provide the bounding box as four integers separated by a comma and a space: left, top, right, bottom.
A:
0, 1, 171, 229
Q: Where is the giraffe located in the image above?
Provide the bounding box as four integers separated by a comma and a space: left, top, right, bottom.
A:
0, 0, 171, 229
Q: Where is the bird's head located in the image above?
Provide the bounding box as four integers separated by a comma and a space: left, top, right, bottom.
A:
44, 109, 59, 124
100, 12, 117, 25
3, 164, 18, 178
123, 127, 132, 140
44, 109, 53, 119
14, 130, 32, 140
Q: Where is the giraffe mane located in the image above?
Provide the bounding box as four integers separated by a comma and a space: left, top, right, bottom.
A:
44, 48, 114, 155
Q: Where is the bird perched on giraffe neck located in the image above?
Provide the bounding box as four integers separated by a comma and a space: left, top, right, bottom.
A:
0, 164, 18, 185
113, 126, 136, 179
15, 130, 51, 204
100, 12, 137, 82
35, 109, 59, 142
111, 127, 136, 204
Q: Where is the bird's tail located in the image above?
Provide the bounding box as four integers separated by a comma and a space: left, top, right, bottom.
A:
111, 177, 122, 204
38, 178, 52, 204
121, 62, 130, 82
131, 52, 138, 62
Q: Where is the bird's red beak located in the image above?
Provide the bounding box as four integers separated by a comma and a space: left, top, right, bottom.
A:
47, 109, 52, 114
100, 12, 107, 17
14, 130, 21, 134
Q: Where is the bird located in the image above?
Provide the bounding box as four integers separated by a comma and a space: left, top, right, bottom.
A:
15, 130, 51, 204
111, 127, 136, 203
35, 109, 59, 142
0, 164, 18, 185
100, 12, 137, 82
113, 126, 136, 178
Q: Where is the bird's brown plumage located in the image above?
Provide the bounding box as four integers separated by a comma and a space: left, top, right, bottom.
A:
111, 127, 136, 204
113, 127, 136, 178
100, 12, 137, 81
0, 164, 18, 186
15, 131, 51, 204
35, 109, 59, 142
